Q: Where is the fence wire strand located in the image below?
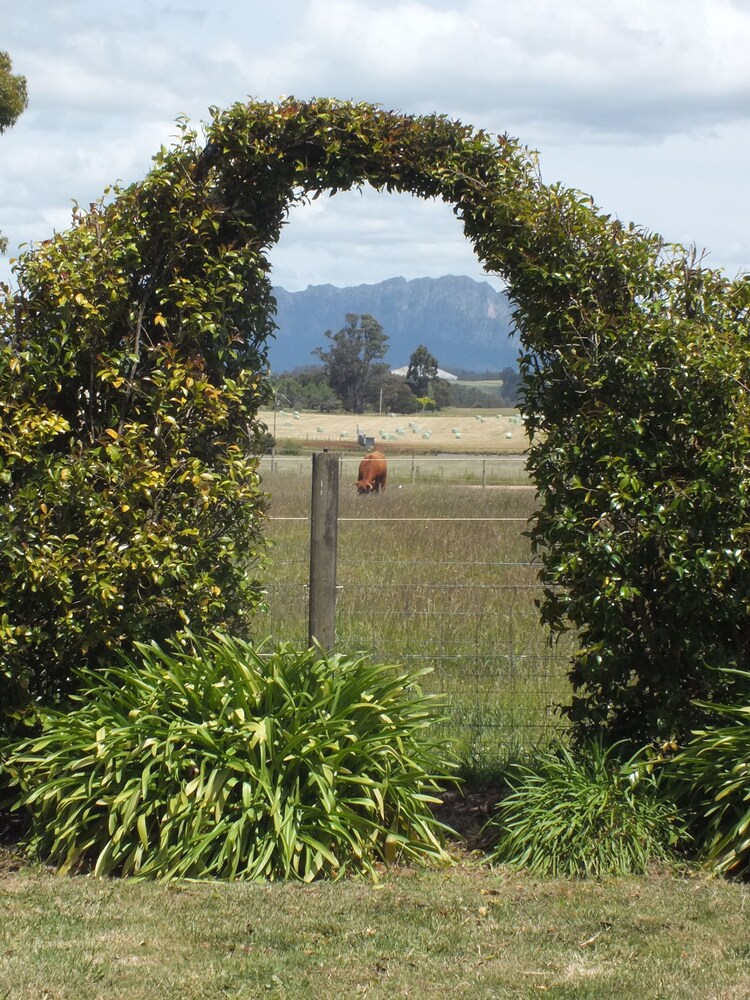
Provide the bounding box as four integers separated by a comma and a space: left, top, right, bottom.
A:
260, 458, 570, 746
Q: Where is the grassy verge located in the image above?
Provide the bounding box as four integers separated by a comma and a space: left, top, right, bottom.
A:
2, 851, 748, 999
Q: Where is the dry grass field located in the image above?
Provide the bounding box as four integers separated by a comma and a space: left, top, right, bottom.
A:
259, 407, 526, 454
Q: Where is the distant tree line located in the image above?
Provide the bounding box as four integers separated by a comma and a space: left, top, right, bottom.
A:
450, 370, 521, 408
271, 313, 521, 413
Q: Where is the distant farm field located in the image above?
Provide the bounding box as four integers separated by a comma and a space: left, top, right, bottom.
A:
454, 379, 504, 388
258, 407, 526, 454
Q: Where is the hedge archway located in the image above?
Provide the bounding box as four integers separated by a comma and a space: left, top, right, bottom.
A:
2, 98, 749, 742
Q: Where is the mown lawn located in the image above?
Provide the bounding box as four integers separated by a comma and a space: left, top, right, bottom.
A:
2, 850, 749, 999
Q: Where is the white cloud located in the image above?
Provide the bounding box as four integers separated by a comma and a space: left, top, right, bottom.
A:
235, 0, 750, 139
268, 189, 495, 290
3, 0, 750, 288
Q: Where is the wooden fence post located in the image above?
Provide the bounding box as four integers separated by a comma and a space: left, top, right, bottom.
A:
308, 451, 339, 650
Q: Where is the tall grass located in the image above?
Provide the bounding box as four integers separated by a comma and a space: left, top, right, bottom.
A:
486, 741, 687, 877
256, 465, 573, 763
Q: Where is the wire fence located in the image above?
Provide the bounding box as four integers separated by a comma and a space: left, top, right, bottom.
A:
260, 452, 532, 486
257, 456, 573, 753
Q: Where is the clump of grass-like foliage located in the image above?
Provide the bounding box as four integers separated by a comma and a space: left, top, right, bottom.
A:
1, 634, 456, 881
665, 675, 750, 876
486, 740, 686, 878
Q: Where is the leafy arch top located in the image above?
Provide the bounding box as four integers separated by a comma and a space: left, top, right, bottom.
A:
6, 96, 662, 383
194, 99, 531, 269
190, 97, 659, 338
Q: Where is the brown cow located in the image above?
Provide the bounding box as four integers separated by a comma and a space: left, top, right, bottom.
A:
354, 450, 387, 494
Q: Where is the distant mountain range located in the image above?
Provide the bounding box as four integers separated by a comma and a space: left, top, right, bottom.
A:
267, 275, 519, 374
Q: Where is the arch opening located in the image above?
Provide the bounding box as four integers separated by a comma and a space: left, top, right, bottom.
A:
267, 186, 506, 292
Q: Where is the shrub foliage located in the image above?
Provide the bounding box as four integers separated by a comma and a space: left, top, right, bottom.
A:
2, 96, 749, 742
520, 246, 750, 743
486, 741, 686, 878
666, 673, 750, 876
0, 126, 273, 718
1, 634, 455, 880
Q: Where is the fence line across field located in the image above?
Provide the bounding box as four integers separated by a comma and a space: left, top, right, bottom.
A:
272, 559, 537, 568
263, 577, 570, 741
260, 452, 533, 487
260, 452, 569, 746
269, 516, 529, 522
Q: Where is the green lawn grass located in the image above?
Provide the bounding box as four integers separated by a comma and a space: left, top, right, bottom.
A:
2, 851, 748, 999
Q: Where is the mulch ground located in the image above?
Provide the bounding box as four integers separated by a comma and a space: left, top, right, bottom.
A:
434, 786, 504, 850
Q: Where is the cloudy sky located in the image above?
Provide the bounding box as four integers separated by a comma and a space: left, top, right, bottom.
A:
3, 0, 750, 292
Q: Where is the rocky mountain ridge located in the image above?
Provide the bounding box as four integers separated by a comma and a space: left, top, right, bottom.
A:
267, 275, 518, 373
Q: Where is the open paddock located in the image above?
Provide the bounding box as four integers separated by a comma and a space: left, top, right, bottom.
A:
256, 460, 571, 760
259, 407, 527, 454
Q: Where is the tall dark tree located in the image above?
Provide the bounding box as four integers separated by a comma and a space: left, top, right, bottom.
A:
272, 369, 339, 412
378, 373, 419, 413
363, 360, 391, 410
406, 344, 439, 396
0, 50, 28, 253
313, 313, 389, 413
431, 377, 452, 410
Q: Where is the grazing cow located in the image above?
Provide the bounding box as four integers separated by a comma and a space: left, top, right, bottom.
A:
354, 450, 387, 494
